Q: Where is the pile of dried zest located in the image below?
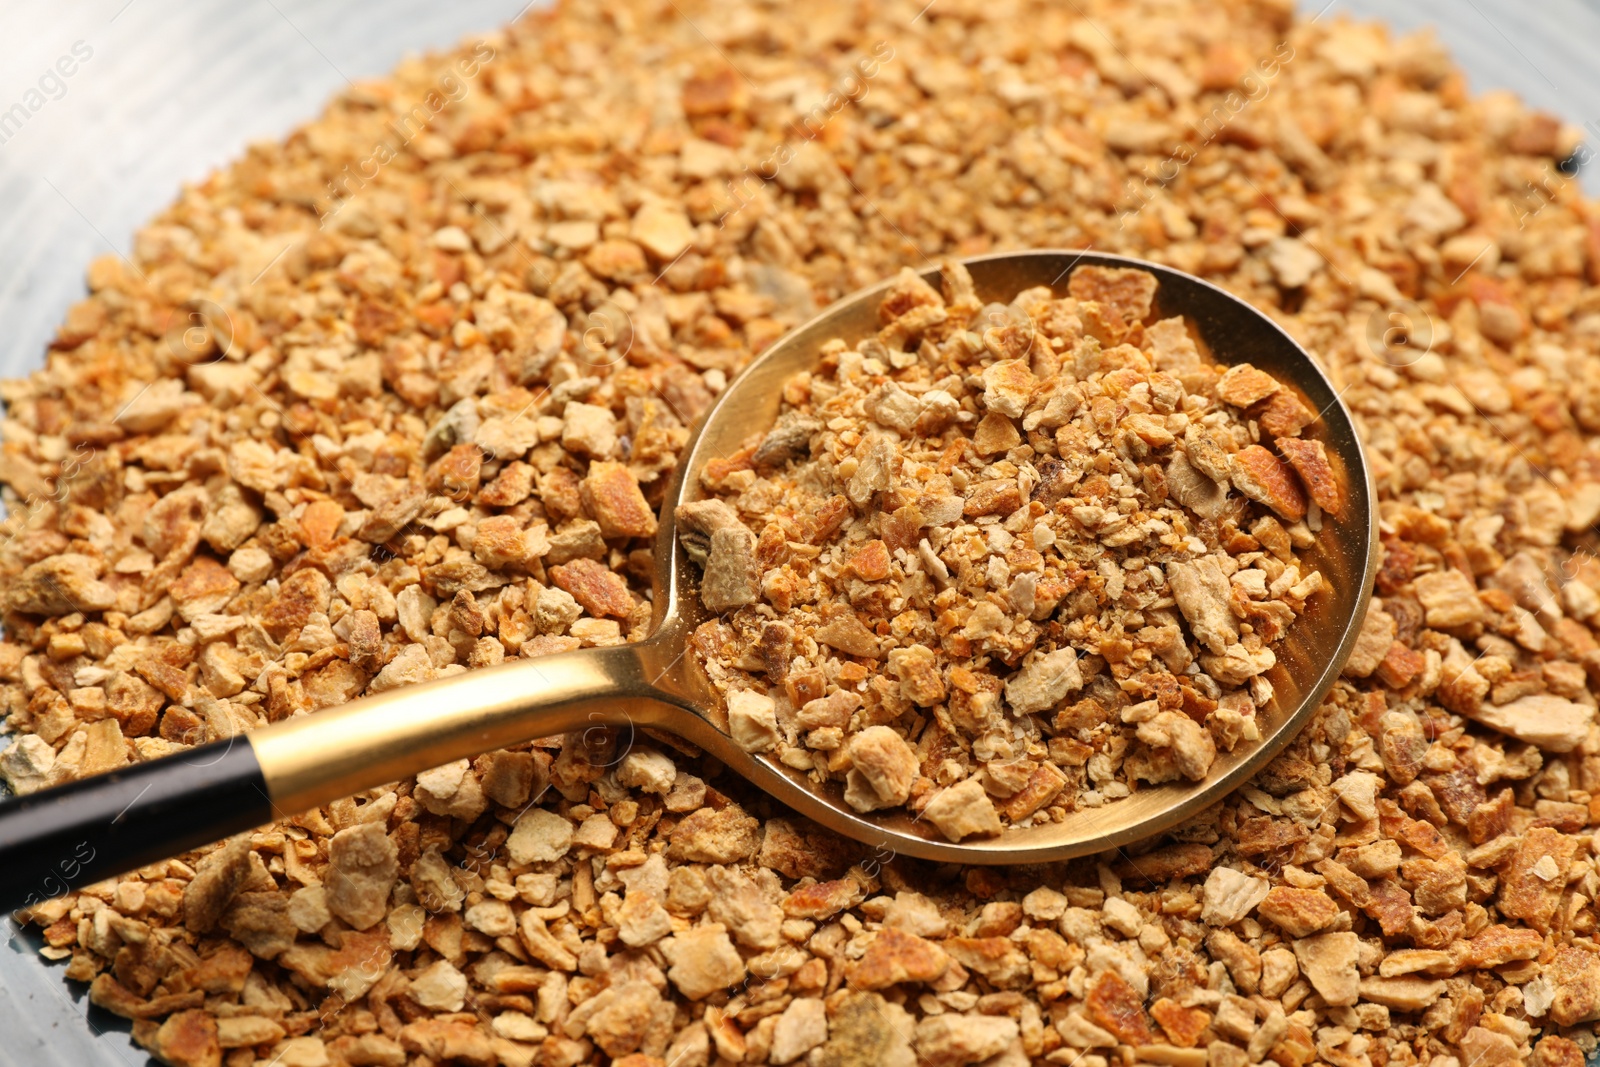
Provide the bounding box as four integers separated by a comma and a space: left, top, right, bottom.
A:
0, 0, 1597, 1065
680, 262, 1340, 840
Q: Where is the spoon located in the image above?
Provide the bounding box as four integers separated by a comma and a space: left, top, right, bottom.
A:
0, 250, 1376, 911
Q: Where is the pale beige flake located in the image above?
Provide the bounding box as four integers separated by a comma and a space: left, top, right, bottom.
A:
631, 200, 696, 260
1004, 647, 1083, 715
1293, 931, 1360, 1007
701, 526, 760, 613
505, 807, 574, 865
1167, 557, 1239, 655
769, 997, 828, 1064
1466, 693, 1592, 753
844, 725, 918, 811
410, 959, 469, 1012
726, 689, 780, 753
617, 748, 678, 794
1201, 866, 1272, 926
921, 778, 1003, 842
914, 1013, 1019, 1066
1136, 710, 1217, 780
663, 923, 746, 1000
324, 822, 398, 932
1413, 569, 1485, 628
617, 890, 674, 948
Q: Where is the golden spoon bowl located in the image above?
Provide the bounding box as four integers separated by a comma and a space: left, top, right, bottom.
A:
0, 250, 1377, 908
255, 249, 1378, 865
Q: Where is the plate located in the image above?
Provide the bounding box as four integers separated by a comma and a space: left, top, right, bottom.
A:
0, 1, 1594, 1062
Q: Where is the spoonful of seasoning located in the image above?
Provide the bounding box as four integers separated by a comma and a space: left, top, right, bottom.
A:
0, 250, 1376, 910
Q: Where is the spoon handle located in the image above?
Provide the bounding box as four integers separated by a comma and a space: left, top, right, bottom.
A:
0, 643, 663, 913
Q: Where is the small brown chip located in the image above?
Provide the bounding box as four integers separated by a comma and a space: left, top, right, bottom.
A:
1123, 412, 1176, 448
1361, 879, 1414, 937
154, 1009, 221, 1067
963, 478, 1023, 517
220, 891, 297, 961
479, 750, 536, 808
943, 937, 1030, 988
1548, 945, 1600, 1026
1413, 569, 1485, 628
681, 66, 744, 115
1374, 641, 1426, 688
666, 805, 760, 863
473, 515, 533, 568
1423, 764, 1485, 825
170, 556, 241, 617
674, 498, 741, 563
429, 442, 483, 500
540, 467, 585, 523
796, 690, 861, 730
1313, 858, 1370, 907
814, 610, 882, 659
479, 460, 534, 507
1389, 808, 1449, 858
357, 484, 427, 543
848, 927, 949, 990
1068, 265, 1159, 323
1467, 789, 1515, 844
1373, 713, 1427, 787
1167, 558, 1238, 656
259, 567, 332, 641
1536, 1036, 1589, 1067
752, 411, 823, 470
1358, 976, 1444, 1012
981, 360, 1037, 418
183, 838, 253, 935
1257, 886, 1340, 937
85, 975, 155, 1019
1464, 924, 1543, 968
1114, 842, 1214, 882
888, 645, 946, 707
1470, 693, 1593, 753
701, 526, 760, 613
1183, 426, 1233, 483
1085, 969, 1155, 1045
806, 495, 853, 543
1499, 826, 1577, 931
1150, 998, 1211, 1048
550, 558, 635, 618
1534, 799, 1589, 832
1276, 437, 1342, 515
7, 553, 118, 615
1136, 709, 1217, 780
1229, 445, 1306, 522
782, 878, 865, 920
848, 539, 891, 581
1341, 605, 1395, 678
584, 238, 648, 280
1402, 855, 1467, 914
1215, 363, 1282, 408
1000, 764, 1068, 821
561, 401, 619, 458
581, 460, 658, 540
1256, 389, 1316, 438
135, 656, 192, 706
972, 410, 1022, 454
